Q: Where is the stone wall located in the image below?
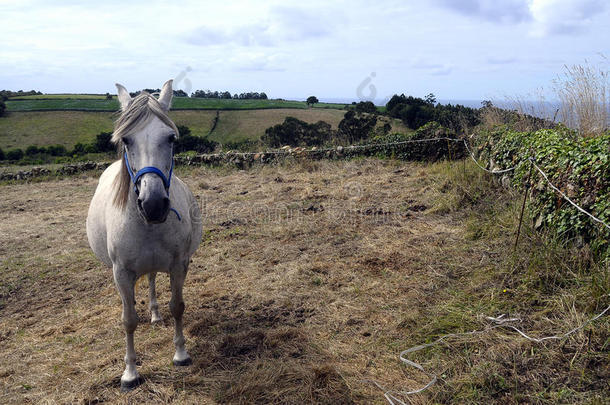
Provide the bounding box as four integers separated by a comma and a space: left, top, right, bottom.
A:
1, 141, 461, 181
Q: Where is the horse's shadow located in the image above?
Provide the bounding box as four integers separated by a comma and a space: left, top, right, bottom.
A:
181, 294, 354, 403
186, 294, 315, 371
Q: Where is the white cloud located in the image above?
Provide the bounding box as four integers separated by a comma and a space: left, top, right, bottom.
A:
434, 0, 532, 24
528, 0, 606, 36
185, 5, 337, 47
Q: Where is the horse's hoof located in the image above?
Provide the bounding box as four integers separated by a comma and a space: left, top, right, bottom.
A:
120, 376, 144, 392
173, 357, 192, 367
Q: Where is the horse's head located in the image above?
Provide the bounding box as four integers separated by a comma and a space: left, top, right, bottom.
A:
113, 80, 179, 224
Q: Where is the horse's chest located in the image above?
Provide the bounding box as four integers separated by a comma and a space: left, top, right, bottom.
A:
109, 223, 188, 272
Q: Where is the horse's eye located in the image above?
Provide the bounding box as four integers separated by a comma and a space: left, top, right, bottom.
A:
168, 134, 177, 143
123, 137, 131, 146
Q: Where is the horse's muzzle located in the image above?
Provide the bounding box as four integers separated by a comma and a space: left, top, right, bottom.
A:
137, 196, 170, 224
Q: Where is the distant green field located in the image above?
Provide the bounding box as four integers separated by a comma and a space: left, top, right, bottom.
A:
9, 94, 108, 100
5, 97, 349, 112
0, 110, 219, 150
0, 108, 406, 152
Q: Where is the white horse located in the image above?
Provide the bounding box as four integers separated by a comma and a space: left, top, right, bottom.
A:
86, 80, 202, 391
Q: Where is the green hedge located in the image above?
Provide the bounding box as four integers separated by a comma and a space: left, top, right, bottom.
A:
475, 125, 610, 259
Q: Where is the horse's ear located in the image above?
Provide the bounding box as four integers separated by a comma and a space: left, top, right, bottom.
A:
115, 83, 132, 111
158, 79, 173, 111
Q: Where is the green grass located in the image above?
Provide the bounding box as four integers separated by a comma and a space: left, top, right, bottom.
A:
5, 97, 349, 112
0, 111, 115, 150
0, 108, 358, 150
9, 94, 108, 100
6, 99, 119, 111
0, 110, 221, 150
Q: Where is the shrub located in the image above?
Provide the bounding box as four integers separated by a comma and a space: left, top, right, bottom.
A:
0, 99, 5, 116
47, 144, 67, 156
174, 126, 217, 153
263, 117, 332, 147
6, 149, 24, 160
175, 135, 216, 153
84, 144, 98, 154
95, 132, 114, 153
72, 143, 86, 155
177, 125, 191, 137
0, 147, 4, 160
25, 145, 39, 156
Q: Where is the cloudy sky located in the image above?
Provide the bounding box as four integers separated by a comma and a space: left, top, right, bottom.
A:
1, 0, 608, 102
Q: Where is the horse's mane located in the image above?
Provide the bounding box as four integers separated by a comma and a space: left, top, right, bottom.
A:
112, 92, 179, 209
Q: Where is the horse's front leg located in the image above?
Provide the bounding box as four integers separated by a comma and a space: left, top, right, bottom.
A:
148, 272, 162, 324
113, 265, 142, 391
169, 261, 191, 366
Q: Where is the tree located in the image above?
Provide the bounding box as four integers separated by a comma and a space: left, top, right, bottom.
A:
0, 147, 5, 160
105, 93, 113, 100
338, 110, 377, 143
384, 93, 479, 131
306, 96, 319, 107
354, 101, 377, 114
0, 99, 5, 116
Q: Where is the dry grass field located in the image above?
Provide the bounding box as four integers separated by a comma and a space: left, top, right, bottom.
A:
0, 159, 607, 404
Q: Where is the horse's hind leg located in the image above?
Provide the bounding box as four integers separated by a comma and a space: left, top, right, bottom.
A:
148, 272, 162, 324
169, 261, 191, 366
113, 266, 142, 391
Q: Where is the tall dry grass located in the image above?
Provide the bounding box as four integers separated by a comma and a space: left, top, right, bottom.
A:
554, 59, 609, 137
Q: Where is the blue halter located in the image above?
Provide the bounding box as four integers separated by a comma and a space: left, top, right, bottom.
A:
124, 151, 181, 221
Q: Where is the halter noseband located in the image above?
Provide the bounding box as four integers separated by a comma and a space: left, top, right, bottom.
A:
124, 151, 174, 194
124, 150, 181, 221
